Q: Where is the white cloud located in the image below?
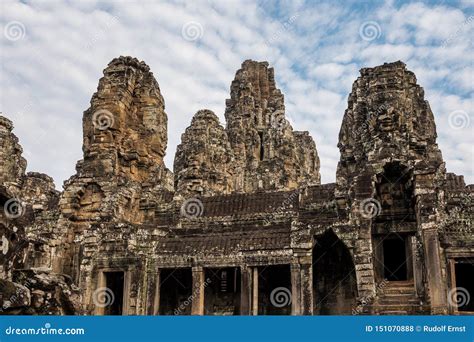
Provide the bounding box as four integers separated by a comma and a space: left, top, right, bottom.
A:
0, 0, 472, 188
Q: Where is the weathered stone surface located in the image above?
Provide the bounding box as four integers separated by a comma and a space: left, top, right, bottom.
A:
0, 115, 26, 190
0, 58, 472, 316
174, 110, 235, 197
0, 269, 81, 315
225, 60, 320, 192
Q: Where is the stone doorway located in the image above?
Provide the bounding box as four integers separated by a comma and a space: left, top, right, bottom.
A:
453, 261, 474, 312
159, 268, 193, 315
102, 271, 124, 315
374, 234, 413, 282
383, 236, 408, 281
204, 267, 241, 315
258, 265, 292, 315
312, 230, 357, 314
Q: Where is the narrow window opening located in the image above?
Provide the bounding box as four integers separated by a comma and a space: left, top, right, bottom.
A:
258, 131, 264, 161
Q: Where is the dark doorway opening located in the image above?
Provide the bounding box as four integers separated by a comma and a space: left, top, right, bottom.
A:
313, 230, 357, 314
258, 265, 291, 315
205, 267, 241, 315
159, 268, 193, 315
103, 271, 124, 315
383, 236, 408, 281
454, 261, 474, 312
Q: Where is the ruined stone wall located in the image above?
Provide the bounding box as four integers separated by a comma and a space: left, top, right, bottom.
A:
335, 61, 448, 312
1, 57, 472, 316
57, 56, 174, 284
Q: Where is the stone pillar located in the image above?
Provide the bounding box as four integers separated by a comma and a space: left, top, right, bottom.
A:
240, 266, 251, 315
411, 236, 424, 298
251, 267, 259, 315
152, 270, 161, 315
299, 258, 313, 315
145, 268, 159, 315
191, 266, 205, 315
422, 229, 447, 314
291, 263, 301, 315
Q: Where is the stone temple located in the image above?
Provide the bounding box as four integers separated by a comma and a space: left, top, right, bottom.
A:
0, 56, 472, 315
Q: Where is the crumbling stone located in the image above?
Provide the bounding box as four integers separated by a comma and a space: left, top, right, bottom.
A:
0, 58, 472, 316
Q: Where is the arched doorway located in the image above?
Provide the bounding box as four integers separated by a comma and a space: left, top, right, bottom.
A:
313, 230, 357, 314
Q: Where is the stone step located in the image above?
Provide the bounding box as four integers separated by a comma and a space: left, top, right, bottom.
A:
375, 303, 427, 312
382, 283, 416, 294
382, 289, 416, 296
378, 310, 411, 315
378, 297, 421, 305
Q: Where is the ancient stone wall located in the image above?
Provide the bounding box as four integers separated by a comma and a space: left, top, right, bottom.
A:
0, 58, 472, 316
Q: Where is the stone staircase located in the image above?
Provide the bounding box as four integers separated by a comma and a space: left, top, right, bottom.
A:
373, 280, 429, 315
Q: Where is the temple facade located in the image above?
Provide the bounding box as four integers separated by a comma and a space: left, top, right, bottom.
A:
0, 57, 472, 315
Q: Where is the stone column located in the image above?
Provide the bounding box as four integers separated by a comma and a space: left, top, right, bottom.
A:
291, 263, 301, 315
422, 229, 447, 314
240, 266, 251, 315
191, 266, 205, 315
251, 267, 259, 315
152, 270, 161, 315
299, 257, 313, 315
411, 236, 424, 298
144, 268, 158, 315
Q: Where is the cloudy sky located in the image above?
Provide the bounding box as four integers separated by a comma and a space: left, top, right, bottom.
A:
1, 0, 473, 188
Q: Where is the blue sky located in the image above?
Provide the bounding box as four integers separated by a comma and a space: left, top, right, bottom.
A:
1, 0, 473, 187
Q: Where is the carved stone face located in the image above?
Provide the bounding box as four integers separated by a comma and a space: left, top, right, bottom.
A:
377, 106, 396, 132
